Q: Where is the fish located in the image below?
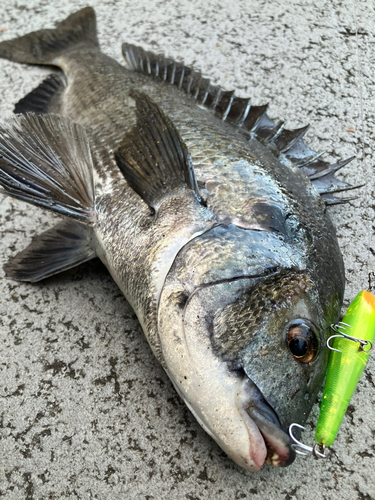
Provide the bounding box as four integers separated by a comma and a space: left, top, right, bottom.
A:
0, 7, 357, 471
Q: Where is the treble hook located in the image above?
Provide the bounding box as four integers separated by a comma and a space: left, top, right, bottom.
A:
369, 272, 375, 293
327, 322, 373, 353
289, 423, 326, 459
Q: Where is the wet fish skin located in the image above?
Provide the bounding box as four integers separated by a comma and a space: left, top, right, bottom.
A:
0, 7, 347, 471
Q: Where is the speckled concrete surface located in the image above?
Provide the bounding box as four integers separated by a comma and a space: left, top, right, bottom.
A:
0, 0, 374, 499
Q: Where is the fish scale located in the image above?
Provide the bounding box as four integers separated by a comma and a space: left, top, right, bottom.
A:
0, 6, 357, 472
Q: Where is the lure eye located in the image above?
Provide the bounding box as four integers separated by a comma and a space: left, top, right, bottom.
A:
286, 320, 319, 364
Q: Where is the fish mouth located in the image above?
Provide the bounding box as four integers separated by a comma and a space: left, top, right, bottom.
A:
240, 377, 296, 468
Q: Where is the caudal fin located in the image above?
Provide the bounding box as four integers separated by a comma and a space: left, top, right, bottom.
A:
0, 7, 98, 65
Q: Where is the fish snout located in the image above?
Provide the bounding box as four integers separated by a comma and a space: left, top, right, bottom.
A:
239, 376, 296, 467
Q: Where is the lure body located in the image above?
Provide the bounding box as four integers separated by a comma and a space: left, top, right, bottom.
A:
315, 290, 375, 447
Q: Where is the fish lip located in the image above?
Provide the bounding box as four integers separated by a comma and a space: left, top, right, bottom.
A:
247, 404, 296, 467
241, 377, 296, 468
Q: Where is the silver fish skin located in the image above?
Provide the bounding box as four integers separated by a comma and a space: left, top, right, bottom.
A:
0, 7, 350, 471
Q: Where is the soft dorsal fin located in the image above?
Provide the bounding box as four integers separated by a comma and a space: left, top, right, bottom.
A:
122, 43, 360, 205
115, 90, 201, 210
14, 73, 67, 115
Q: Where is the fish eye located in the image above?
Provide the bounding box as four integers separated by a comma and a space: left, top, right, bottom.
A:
285, 320, 319, 364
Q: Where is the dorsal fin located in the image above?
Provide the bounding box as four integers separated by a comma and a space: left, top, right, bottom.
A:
115, 90, 201, 210
14, 73, 66, 115
122, 43, 359, 204
122, 44, 250, 125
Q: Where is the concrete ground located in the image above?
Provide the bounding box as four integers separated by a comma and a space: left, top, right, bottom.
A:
0, 0, 374, 498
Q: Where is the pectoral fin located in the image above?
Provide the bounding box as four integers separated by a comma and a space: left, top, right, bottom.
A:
115, 90, 201, 211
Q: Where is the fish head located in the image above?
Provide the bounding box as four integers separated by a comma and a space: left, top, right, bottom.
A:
211, 271, 340, 463
158, 225, 344, 472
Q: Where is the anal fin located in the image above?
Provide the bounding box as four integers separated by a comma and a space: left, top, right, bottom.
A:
14, 73, 67, 115
4, 220, 96, 283
0, 113, 96, 224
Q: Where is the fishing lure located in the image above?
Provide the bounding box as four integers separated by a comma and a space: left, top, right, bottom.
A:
290, 289, 375, 456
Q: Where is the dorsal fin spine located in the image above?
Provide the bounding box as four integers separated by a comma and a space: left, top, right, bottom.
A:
278, 126, 310, 153
136, 51, 142, 71
238, 101, 251, 126
221, 95, 234, 121
210, 89, 220, 111
124, 46, 134, 69
298, 151, 323, 168
266, 122, 285, 143
193, 82, 200, 100
201, 87, 209, 105
186, 73, 194, 95
197, 79, 208, 103
178, 67, 185, 89
169, 63, 175, 85
152, 59, 158, 77
128, 48, 137, 70
249, 107, 267, 131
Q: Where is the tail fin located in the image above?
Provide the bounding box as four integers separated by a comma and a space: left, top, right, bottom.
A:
0, 7, 98, 65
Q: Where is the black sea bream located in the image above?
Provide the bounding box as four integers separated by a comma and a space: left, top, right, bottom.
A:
0, 7, 356, 471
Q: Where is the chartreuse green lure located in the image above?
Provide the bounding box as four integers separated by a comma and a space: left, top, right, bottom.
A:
290, 290, 375, 457
315, 290, 375, 447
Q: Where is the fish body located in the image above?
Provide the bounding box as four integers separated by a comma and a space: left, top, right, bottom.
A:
0, 7, 353, 471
